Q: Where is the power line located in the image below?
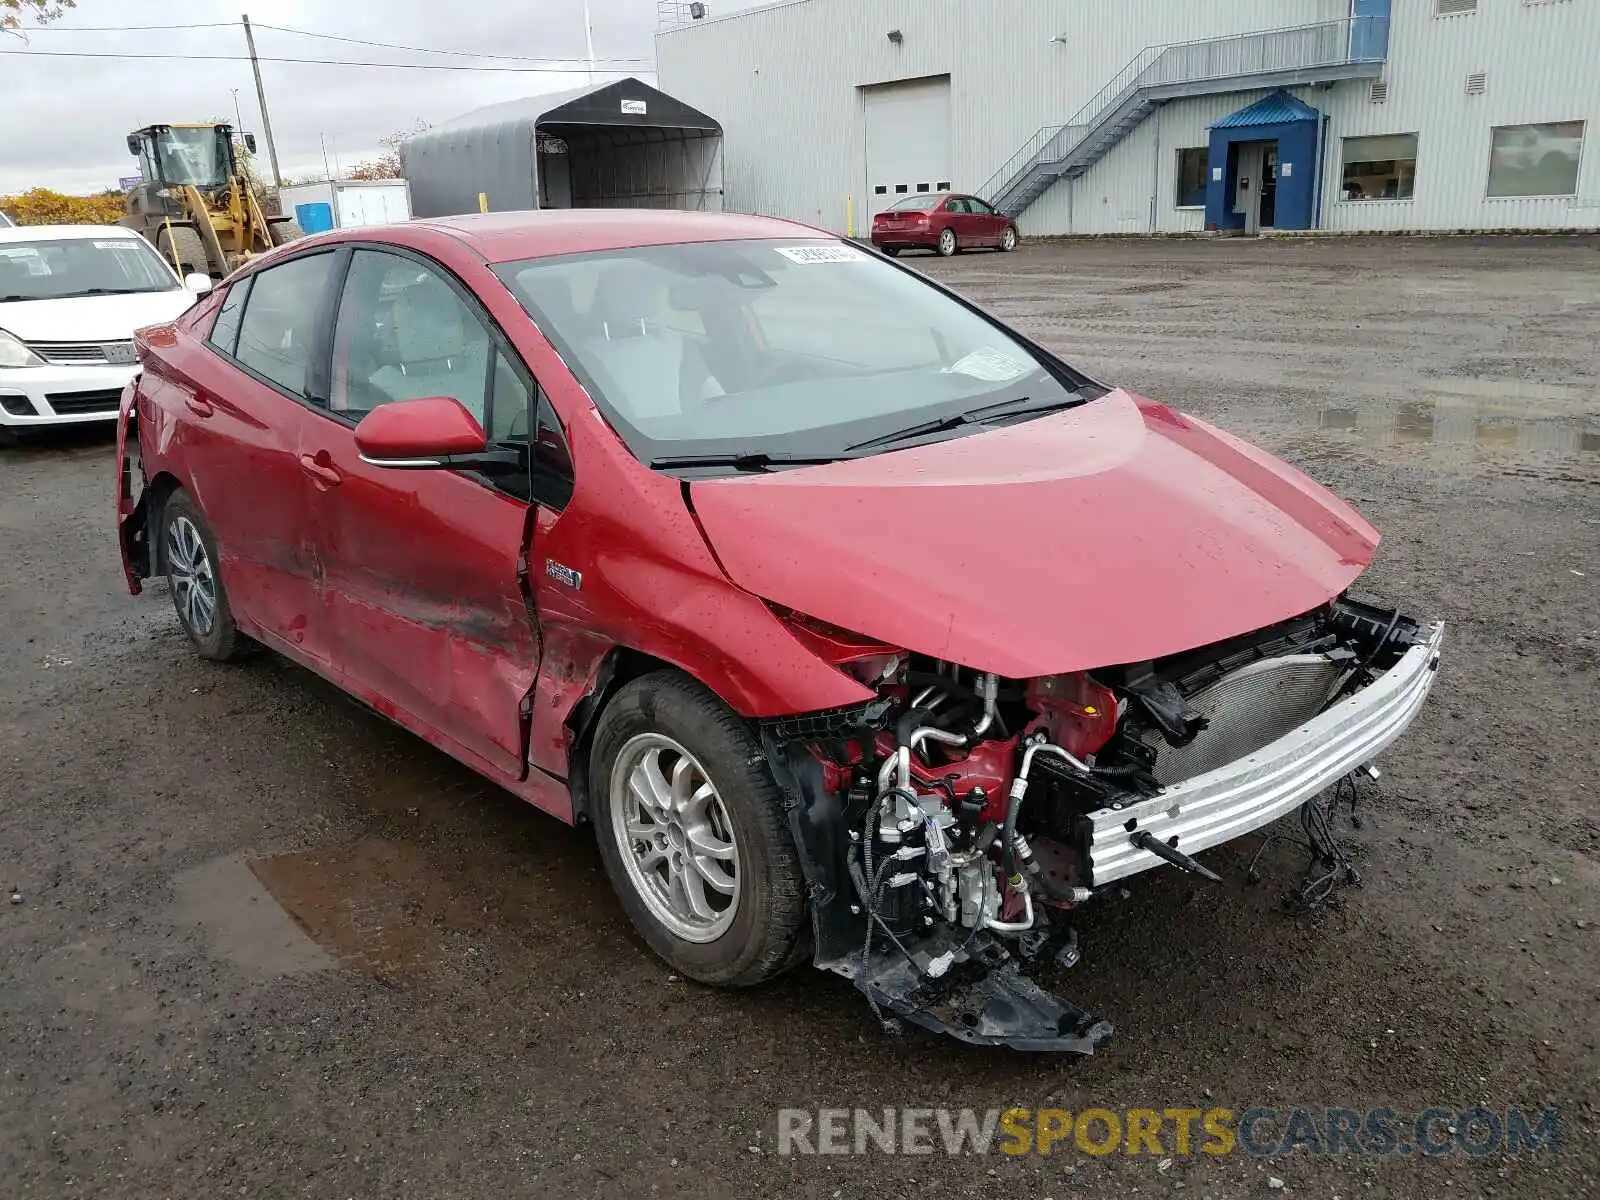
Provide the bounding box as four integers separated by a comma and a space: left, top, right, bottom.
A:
16, 19, 650, 65
254, 22, 649, 65
0, 48, 645, 72
15, 21, 241, 31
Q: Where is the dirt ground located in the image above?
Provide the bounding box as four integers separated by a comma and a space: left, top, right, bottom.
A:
2, 236, 1597, 1198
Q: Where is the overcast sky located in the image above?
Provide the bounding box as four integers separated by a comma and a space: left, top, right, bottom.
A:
1, 0, 760, 194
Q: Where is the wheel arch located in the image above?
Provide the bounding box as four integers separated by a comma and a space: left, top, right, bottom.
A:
564, 645, 687, 825
142, 470, 186, 573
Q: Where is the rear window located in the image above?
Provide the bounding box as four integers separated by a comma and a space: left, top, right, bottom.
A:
886, 195, 943, 211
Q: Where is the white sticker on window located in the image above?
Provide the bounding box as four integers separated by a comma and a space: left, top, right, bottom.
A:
772, 245, 867, 265
941, 347, 1031, 384
92, 240, 134, 249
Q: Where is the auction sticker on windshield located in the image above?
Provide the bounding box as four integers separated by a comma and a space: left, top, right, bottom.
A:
773, 245, 868, 265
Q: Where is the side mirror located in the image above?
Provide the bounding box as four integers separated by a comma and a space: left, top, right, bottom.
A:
244, 133, 257, 154
183, 273, 213, 295
355, 396, 515, 471
126, 135, 142, 156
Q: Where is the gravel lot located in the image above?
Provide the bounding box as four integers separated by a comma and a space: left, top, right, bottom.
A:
2, 236, 1597, 1198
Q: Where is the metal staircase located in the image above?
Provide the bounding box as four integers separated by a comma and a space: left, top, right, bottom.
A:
981, 17, 1389, 218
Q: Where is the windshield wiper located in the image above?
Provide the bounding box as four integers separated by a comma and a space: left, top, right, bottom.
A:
648, 451, 848, 473
53, 288, 153, 298
845, 392, 1091, 454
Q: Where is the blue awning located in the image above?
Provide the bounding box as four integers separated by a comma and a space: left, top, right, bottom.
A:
1214, 90, 1321, 129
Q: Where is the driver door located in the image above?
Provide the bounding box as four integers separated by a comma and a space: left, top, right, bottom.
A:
299, 247, 541, 781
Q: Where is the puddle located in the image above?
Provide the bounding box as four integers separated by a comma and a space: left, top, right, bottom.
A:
1235, 392, 1600, 480
172, 855, 334, 978
247, 831, 613, 983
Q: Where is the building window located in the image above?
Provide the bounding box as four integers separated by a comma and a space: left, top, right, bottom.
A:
1487, 121, 1585, 197
1175, 147, 1208, 208
1340, 133, 1418, 201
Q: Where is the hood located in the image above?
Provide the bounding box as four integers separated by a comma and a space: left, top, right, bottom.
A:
688, 390, 1378, 677
0, 290, 194, 343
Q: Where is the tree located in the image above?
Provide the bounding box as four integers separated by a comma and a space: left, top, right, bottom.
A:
345, 120, 431, 181
1, 0, 75, 34
0, 187, 124, 226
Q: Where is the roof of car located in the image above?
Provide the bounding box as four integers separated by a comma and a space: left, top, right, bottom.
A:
0, 224, 145, 244
419, 209, 833, 264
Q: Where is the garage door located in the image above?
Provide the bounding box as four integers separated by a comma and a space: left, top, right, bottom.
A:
864, 75, 952, 218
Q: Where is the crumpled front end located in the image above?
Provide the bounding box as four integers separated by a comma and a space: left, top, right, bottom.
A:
764, 596, 1442, 1052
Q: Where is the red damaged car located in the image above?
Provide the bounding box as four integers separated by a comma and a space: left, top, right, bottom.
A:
115, 211, 1442, 1051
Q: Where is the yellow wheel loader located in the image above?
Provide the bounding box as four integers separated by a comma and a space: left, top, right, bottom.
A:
119, 123, 303, 279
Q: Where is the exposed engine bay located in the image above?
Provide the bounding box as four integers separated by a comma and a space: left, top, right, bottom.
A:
762, 595, 1444, 1052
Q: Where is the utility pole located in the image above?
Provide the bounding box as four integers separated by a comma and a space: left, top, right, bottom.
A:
582, 0, 596, 83
241, 15, 282, 188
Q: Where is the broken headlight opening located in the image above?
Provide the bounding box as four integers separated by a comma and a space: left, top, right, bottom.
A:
762, 595, 1443, 1053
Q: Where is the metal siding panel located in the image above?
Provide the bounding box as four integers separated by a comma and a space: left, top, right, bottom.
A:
657, 0, 1595, 234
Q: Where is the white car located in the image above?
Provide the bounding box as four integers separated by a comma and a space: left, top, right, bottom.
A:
0, 224, 211, 442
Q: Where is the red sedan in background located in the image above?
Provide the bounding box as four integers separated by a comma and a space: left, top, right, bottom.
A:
115, 209, 1440, 1052
870, 192, 1019, 257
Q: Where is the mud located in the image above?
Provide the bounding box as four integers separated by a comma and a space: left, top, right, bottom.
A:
2, 236, 1597, 1198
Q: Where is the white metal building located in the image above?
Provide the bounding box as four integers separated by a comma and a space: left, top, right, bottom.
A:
276, 180, 411, 233
655, 0, 1600, 236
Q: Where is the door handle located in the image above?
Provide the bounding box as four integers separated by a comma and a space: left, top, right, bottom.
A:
185, 393, 214, 418
298, 453, 342, 487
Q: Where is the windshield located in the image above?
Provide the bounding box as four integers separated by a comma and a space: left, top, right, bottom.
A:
887, 195, 945, 211
494, 239, 1087, 464
0, 237, 179, 301
152, 126, 231, 189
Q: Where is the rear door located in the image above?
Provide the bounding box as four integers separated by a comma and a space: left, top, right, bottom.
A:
965, 195, 1008, 245
142, 254, 340, 664
299, 246, 540, 780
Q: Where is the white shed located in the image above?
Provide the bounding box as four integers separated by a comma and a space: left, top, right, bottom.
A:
277, 180, 411, 232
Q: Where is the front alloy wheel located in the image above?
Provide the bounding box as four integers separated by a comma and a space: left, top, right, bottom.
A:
590, 671, 809, 986
1000, 225, 1018, 252
610, 733, 740, 943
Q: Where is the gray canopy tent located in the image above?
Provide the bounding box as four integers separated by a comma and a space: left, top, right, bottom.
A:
401, 78, 723, 219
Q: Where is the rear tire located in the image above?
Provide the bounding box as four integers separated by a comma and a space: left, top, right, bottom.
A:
590, 671, 809, 987
882, 246, 901, 257
937, 227, 958, 257
155, 226, 208, 278
161, 489, 242, 662
268, 219, 304, 247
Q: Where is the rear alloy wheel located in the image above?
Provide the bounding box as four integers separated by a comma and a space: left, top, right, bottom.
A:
590, 671, 809, 986
162, 489, 242, 661
937, 227, 958, 257
1000, 225, 1018, 252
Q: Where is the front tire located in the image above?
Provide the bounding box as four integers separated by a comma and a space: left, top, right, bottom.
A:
268, 219, 304, 247
156, 225, 209, 277
1000, 225, 1018, 252
161, 489, 242, 661
590, 671, 809, 987
937, 227, 958, 257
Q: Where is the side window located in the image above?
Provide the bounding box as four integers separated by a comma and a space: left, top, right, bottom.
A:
206, 276, 251, 357
945, 198, 969, 213
969, 197, 997, 215
531, 392, 574, 510
329, 249, 492, 424
488, 350, 532, 442
234, 254, 336, 397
